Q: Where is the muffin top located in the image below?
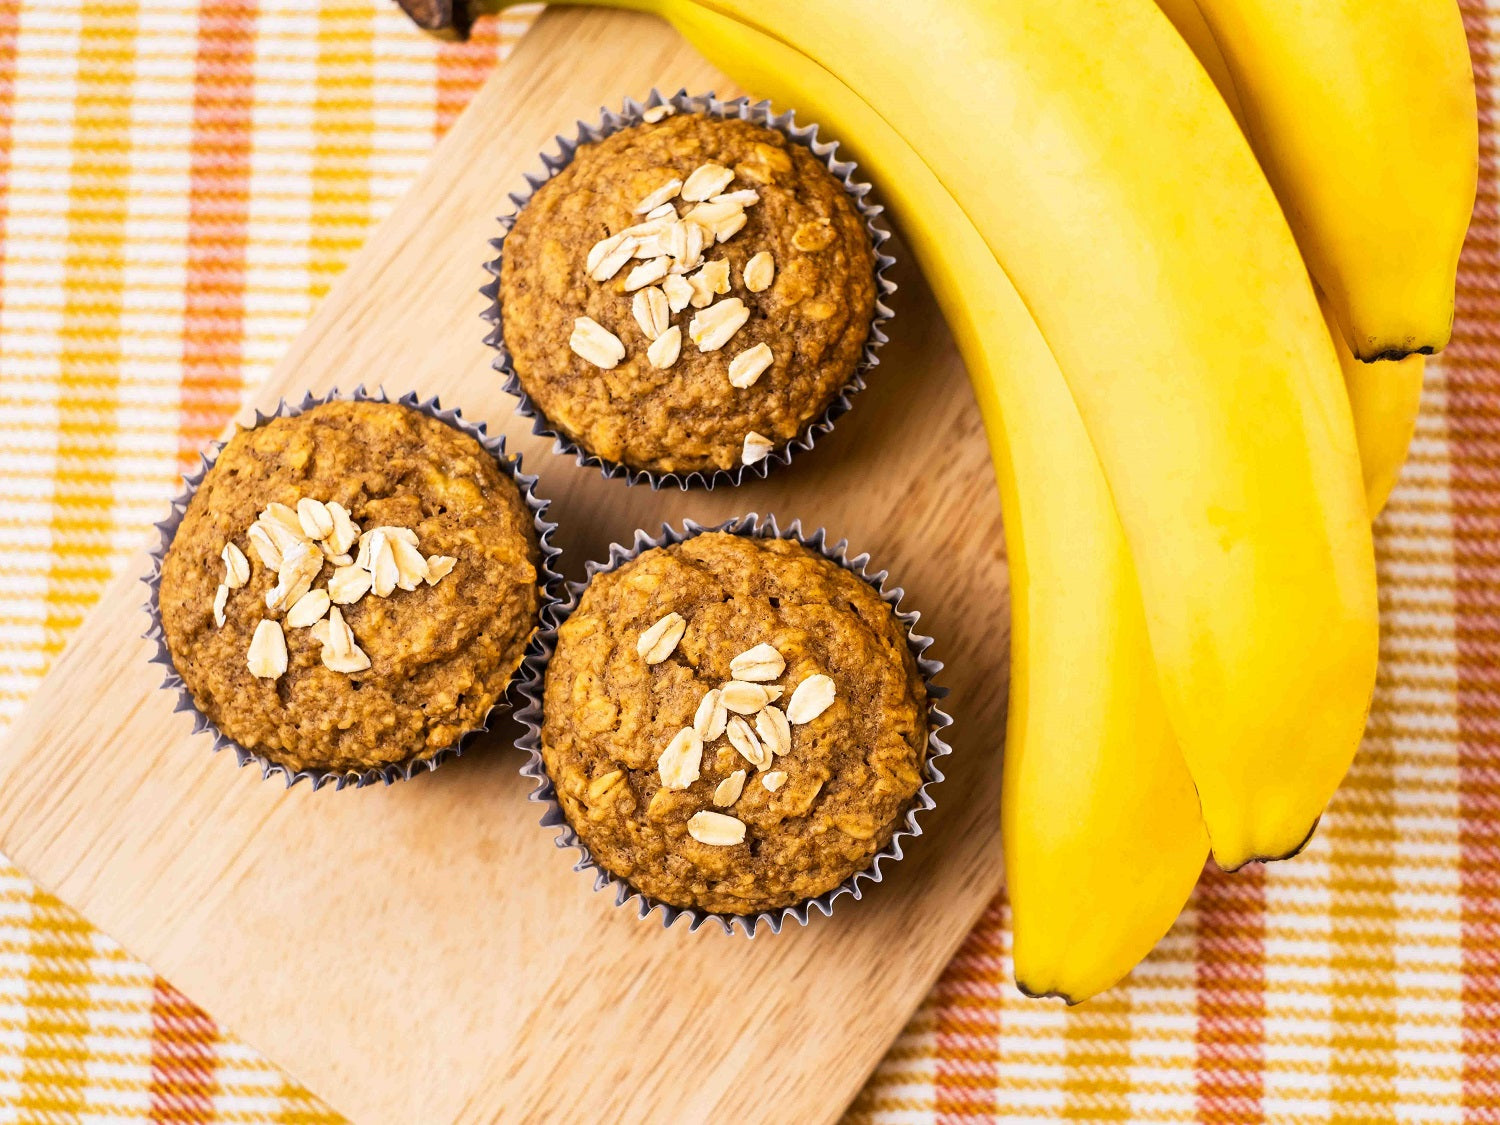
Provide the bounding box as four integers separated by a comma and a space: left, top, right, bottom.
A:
158, 400, 542, 775
540, 533, 928, 915
499, 111, 877, 476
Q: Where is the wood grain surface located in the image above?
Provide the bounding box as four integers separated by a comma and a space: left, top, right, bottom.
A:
0, 9, 1011, 1123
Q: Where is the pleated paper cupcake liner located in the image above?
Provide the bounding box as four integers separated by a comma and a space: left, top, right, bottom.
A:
481, 88, 897, 490
142, 385, 564, 791
513, 513, 951, 936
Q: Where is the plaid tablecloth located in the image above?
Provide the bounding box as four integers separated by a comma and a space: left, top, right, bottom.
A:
0, 2, 1494, 1121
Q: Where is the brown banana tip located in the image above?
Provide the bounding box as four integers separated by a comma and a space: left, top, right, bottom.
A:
1013, 978, 1085, 1007
1359, 343, 1438, 363
396, 0, 474, 37
1215, 815, 1323, 872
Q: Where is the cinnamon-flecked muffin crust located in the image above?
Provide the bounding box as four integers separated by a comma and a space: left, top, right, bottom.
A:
499, 111, 877, 475
158, 400, 542, 774
539, 533, 927, 915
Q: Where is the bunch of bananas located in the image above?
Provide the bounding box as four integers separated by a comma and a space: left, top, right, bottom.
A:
464, 0, 1476, 1003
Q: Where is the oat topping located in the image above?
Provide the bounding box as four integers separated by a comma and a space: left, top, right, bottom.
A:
687, 259, 730, 308
730, 642, 785, 681
297, 497, 335, 541
693, 687, 728, 742
211, 490, 460, 684
285, 588, 331, 629
246, 618, 287, 680
632, 286, 671, 340
326, 501, 359, 555
560, 133, 798, 462
221, 542, 250, 589
261, 502, 303, 539
328, 564, 372, 604
388, 534, 431, 590
637, 611, 687, 664
265, 540, 321, 614
646, 326, 682, 370
720, 679, 774, 714
633, 177, 683, 214
631, 613, 846, 844
321, 605, 371, 674
681, 162, 735, 202
726, 714, 772, 770
709, 209, 747, 244
587, 233, 637, 282
569, 316, 626, 369
710, 189, 760, 208
661, 273, 694, 314
687, 810, 746, 847
689, 298, 750, 353
743, 251, 775, 293
787, 673, 837, 724
623, 256, 671, 292
245, 522, 282, 570
683, 197, 741, 230
640, 103, 674, 124
713, 769, 747, 807
742, 432, 774, 466
756, 704, 791, 757
674, 220, 707, 273
727, 343, 774, 390
658, 727, 703, 790
368, 530, 400, 598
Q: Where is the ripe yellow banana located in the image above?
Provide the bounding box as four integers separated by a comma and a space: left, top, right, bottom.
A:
1179, 0, 1476, 361
1156, 0, 1430, 514
680, 0, 1379, 870
659, 0, 1207, 1003
1153, 0, 1247, 124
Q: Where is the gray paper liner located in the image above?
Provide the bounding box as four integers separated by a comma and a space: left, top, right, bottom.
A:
513, 513, 952, 937
142, 386, 564, 791
481, 89, 897, 490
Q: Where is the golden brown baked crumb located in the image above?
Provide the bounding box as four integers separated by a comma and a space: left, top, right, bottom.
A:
159, 400, 542, 774
501, 114, 877, 475
541, 533, 927, 915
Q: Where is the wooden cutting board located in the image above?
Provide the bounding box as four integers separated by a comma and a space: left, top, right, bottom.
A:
0, 8, 1011, 1123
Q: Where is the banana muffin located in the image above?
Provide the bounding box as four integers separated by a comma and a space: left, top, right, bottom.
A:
539, 532, 928, 916
158, 399, 544, 776
498, 111, 878, 476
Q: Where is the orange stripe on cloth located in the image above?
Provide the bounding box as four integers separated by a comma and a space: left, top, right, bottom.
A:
434, 16, 499, 140
932, 897, 1006, 1121
1194, 865, 1265, 1123
1454, 2, 1500, 1117
176, 0, 257, 470
148, 978, 219, 1122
